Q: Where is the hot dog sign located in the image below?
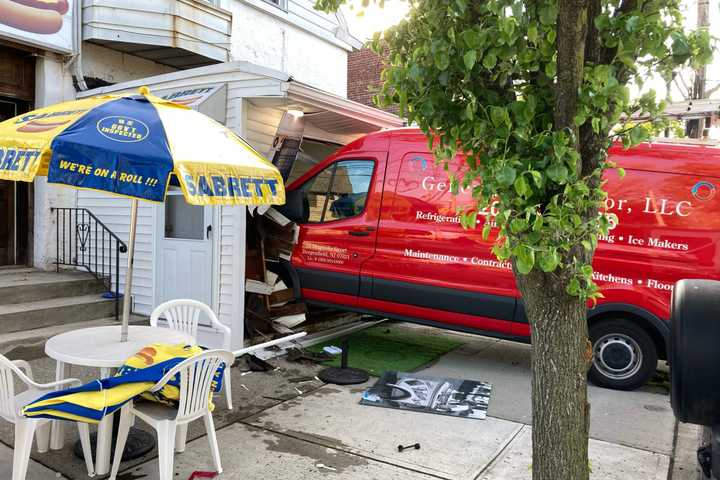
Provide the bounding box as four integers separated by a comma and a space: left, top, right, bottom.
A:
0, 0, 74, 52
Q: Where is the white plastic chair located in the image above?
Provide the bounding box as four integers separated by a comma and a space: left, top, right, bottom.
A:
108, 349, 234, 480
0, 354, 95, 480
150, 299, 233, 410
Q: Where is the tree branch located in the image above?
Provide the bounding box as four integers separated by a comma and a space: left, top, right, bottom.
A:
555, 0, 589, 132
584, 0, 602, 64
673, 76, 691, 100
599, 0, 639, 65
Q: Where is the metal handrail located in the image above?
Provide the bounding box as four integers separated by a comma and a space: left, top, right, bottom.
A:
51, 207, 128, 322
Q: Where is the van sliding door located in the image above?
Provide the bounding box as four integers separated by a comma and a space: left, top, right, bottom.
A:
358, 151, 518, 334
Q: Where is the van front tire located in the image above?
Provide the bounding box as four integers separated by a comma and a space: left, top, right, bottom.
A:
588, 320, 657, 391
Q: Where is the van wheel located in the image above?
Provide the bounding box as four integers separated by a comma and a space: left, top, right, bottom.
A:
588, 319, 657, 391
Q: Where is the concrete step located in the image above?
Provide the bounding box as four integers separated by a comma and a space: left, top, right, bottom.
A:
0, 294, 122, 335
0, 269, 107, 305
0, 314, 147, 361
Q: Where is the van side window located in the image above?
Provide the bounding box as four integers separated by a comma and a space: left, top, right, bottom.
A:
300, 160, 374, 223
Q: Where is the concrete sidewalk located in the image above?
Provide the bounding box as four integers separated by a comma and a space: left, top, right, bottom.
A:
121, 326, 676, 479
2, 323, 683, 479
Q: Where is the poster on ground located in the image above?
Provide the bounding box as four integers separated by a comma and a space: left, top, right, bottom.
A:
360, 371, 492, 420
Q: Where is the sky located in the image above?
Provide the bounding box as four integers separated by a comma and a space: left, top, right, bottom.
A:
340, 0, 410, 41
339, 0, 718, 104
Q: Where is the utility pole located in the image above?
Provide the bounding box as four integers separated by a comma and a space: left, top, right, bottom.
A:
687, 0, 710, 138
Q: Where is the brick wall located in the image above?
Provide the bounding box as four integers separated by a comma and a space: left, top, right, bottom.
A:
347, 47, 399, 115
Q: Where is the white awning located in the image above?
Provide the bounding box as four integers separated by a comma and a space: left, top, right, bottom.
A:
78, 61, 404, 137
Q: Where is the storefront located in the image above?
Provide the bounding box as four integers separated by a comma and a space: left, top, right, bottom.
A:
0, 45, 36, 266
0, 0, 78, 268
77, 61, 404, 349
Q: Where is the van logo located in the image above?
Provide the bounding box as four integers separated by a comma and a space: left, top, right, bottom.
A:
691, 181, 716, 201
409, 156, 428, 170
96, 116, 150, 143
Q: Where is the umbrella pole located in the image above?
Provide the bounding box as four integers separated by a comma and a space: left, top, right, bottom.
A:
120, 199, 138, 342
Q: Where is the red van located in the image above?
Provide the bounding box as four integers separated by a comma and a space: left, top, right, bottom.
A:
277, 128, 720, 391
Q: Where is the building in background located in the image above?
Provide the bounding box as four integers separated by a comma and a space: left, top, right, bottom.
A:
347, 46, 398, 115
0, 0, 402, 349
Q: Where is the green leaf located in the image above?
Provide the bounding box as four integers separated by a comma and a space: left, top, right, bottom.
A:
514, 175, 529, 196
539, 5, 557, 25
500, 17, 515, 37
493, 242, 511, 261
546, 164, 568, 184
462, 29, 481, 49
510, 218, 529, 233
566, 277, 581, 295
528, 25, 538, 44
515, 245, 535, 274
671, 34, 691, 62
465, 102, 475, 120
538, 250, 560, 272
434, 51, 450, 71
617, 167, 625, 178
629, 126, 646, 146
529, 170, 543, 188
625, 16, 640, 33
490, 106, 510, 128
544, 62, 556, 78
482, 52, 497, 70
482, 222, 492, 240
450, 176, 460, 194
580, 264, 593, 277
532, 214, 543, 231
496, 166, 517, 186
463, 50, 477, 71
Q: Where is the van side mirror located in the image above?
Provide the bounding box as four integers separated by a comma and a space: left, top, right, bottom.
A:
276, 189, 308, 224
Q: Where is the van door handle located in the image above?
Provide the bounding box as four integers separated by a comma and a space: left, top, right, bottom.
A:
206, 225, 212, 239
348, 227, 375, 237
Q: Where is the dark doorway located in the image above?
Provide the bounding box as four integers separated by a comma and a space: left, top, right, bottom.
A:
0, 89, 34, 266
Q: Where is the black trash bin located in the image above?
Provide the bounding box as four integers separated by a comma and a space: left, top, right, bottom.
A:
671, 279, 720, 479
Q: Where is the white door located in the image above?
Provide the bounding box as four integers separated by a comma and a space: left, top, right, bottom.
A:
156, 189, 214, 309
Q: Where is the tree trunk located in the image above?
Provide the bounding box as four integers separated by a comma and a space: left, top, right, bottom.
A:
524, 1, 592, 479
515, 266, 591, 480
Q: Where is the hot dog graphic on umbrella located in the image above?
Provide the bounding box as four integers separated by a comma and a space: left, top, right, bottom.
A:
0, 0, 69, 35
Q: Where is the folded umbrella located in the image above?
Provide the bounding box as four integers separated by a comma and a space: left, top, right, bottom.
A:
22, 343, 226, 424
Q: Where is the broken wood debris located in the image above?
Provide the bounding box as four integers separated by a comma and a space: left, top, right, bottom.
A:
243, 202, 362, 343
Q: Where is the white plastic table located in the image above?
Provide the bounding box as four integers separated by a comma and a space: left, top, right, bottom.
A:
45, 325, 195, 475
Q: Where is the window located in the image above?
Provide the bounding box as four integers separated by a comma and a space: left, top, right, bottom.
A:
262, 0, 287, 10
300, 160, 374, 223
164, 195, 205, 240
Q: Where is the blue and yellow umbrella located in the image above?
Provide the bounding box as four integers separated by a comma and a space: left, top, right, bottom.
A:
0, 87, 284, 205
0, 87, 285, 340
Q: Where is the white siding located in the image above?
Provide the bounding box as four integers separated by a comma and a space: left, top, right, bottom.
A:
217, 205, 246, 349
245, 103, 285, 154
227, 0, 349, 96
76, 192, 156, 315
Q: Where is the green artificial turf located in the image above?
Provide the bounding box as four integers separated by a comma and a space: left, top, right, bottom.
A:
307, 324, 464, 377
